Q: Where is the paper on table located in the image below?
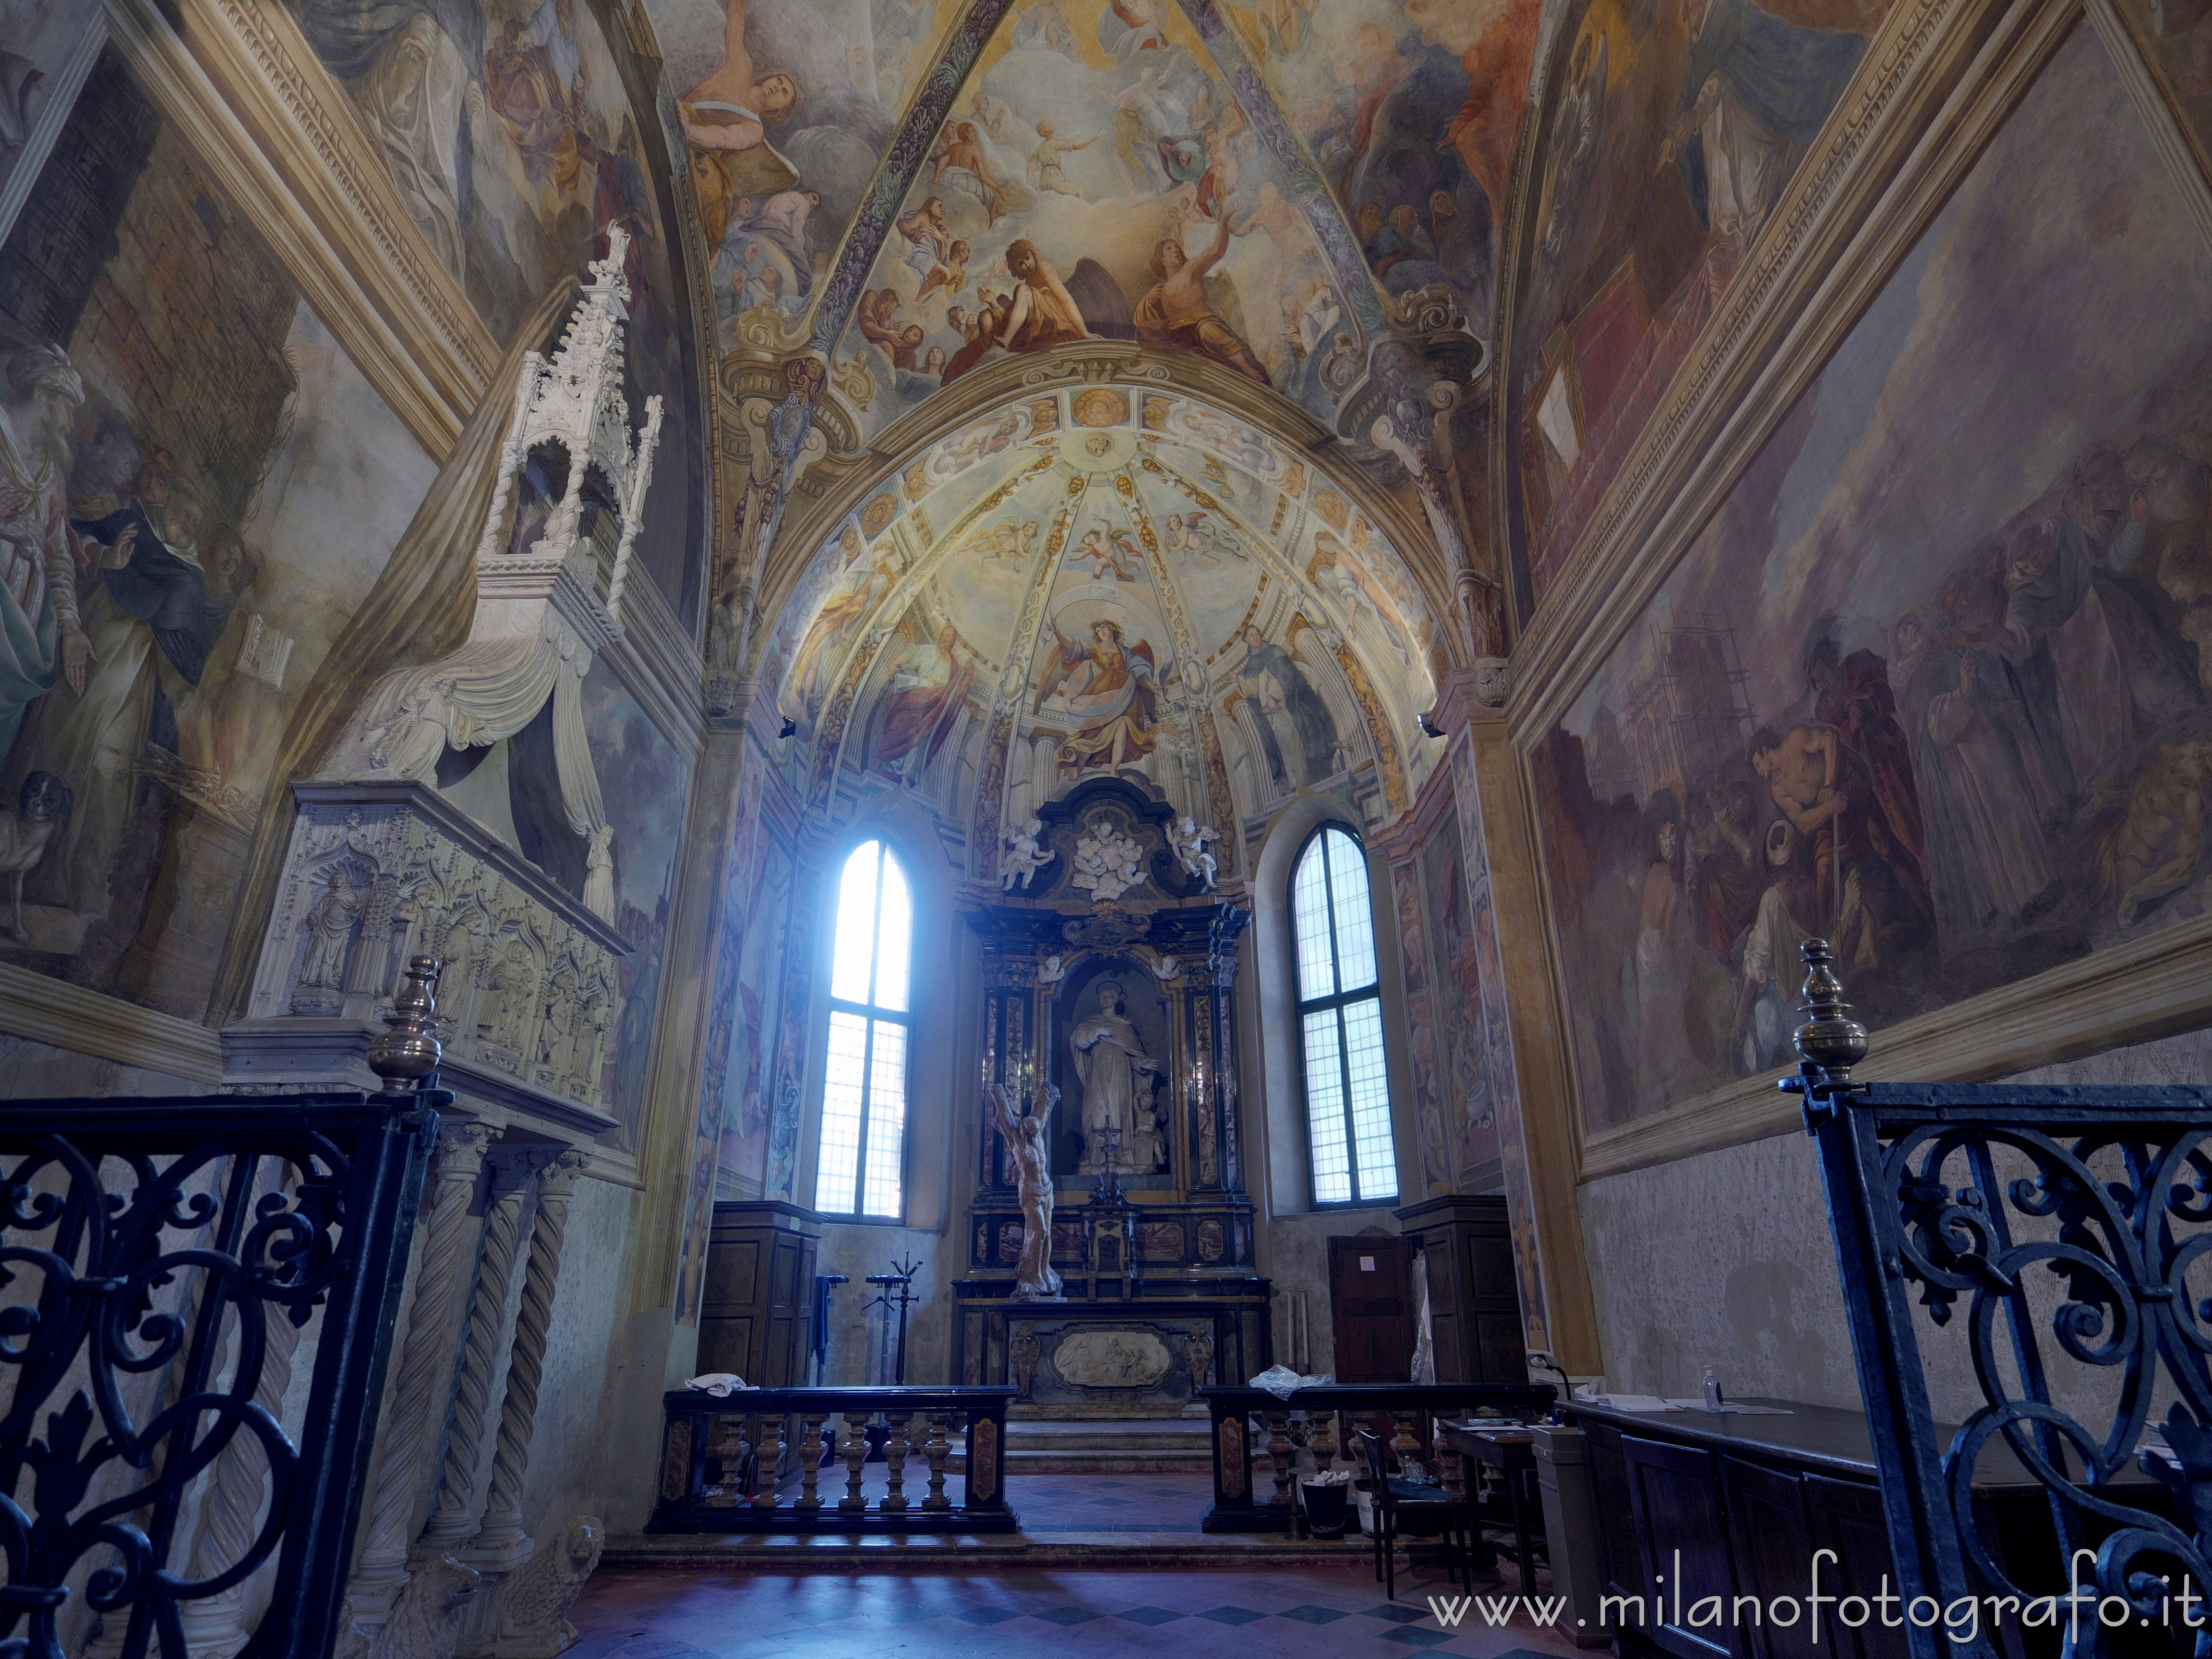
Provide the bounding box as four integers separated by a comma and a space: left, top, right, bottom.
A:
1661, 1399, 1796, 1415
1585, 1393, 1679, 1412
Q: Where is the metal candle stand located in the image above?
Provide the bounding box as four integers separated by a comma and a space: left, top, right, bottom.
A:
861, 1256, 924, 1460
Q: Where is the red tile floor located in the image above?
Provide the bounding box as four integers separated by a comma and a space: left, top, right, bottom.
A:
579, 1476, 1588, 1657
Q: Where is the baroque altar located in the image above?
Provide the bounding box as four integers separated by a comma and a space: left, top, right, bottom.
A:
955, 777, 1270, 1417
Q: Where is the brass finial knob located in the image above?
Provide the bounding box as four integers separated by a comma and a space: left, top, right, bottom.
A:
369, 956, 444, 1088
1792, 938, 1868, 1082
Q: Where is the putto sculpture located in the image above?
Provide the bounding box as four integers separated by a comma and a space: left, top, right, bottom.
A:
1001, 816, 1056, 890
1166, 815, 1221, 890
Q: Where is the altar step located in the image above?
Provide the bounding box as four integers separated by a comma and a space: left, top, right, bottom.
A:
987, 1417, 1216, 1474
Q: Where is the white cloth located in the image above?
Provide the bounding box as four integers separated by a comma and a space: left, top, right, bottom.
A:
684, 1372, 752, 1396
1249, 1364, 1333, 1399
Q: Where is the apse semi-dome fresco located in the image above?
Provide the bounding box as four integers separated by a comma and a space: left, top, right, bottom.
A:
758, 382, 1446, 878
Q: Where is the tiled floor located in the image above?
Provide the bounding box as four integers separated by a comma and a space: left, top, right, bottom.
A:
573, 1561, 1587, 1658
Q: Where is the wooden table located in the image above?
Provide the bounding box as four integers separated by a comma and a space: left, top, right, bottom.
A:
1440, 1420, 1542, 1580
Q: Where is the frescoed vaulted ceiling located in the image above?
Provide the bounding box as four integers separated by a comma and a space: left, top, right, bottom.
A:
752, 378, 1449, 876
653, 0, 1539, 445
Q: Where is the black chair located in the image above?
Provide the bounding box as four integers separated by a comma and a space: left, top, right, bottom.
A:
1355, 1427, 1471, 1600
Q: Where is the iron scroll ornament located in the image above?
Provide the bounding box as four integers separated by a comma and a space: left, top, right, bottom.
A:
1789, 939, 2212, 1659
0, 1093, 438, 1659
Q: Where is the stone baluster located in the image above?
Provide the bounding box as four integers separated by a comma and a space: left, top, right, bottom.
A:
1262, 1410, 1293, 1510
922, 1411, 952, 1512
881, 1413, 911, 1513
467, 1148, 589, 1564
345, 1123, 498, 1633
1440, 1424, 1468, 1504
839, 1413, 868, 1512
1394, 1412, 1424, 1478
1310, 1408, 1338, 1478
418, 1147, 541, 1552
796, 1414, 826, 1512
752, 1410, 786, 1510
708, 1417, 746, 1508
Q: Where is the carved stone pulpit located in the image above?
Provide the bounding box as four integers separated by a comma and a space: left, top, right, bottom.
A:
954, 777, 1270, 1415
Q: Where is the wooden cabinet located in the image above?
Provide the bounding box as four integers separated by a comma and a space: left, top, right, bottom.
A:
1576, 1406, 1919, 1659
697, 1201, 820, 1491
1803, 1476, 1910, 1659
1623, 1436, 1740, 1659
1394, 1194, 1527, 1383
697, 1200, 820, 1386
1720, 1457, 1817, 1659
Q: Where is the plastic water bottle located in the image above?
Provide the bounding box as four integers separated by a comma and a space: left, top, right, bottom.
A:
1701, 1366, 1725, 1410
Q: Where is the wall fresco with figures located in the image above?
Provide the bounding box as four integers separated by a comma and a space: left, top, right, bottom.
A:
1531, 26, 2212, 1134
297, 0, 709, 622
1503, 0, 1894, 609
0, 50, 438, 1021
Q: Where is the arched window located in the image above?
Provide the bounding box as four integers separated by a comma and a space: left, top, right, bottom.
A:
1290, 825, 1398, 1207
814, 840, 913, 1218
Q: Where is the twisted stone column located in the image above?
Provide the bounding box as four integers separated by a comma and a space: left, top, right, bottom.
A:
467, 1148, 589, 1563
179, 1292, 309, 1659
339, 1121, 498, 1636
417, 1146, 541, 1551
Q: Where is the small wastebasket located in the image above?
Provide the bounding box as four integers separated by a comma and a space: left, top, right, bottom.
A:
1301, 1479, 1351, 1539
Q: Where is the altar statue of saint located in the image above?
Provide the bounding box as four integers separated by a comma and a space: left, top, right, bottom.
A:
986, 1080, 1063, 1300
1071, 980, 1160, 1174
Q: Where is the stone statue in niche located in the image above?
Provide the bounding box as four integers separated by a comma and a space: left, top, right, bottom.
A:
1071, 980, 1161, 1176
479, 940, 535, 1051
1166, 816, 1221, 890
986, 1080, 1064, 1301
299, 870, 362, 990
1001, 817, 1056, 890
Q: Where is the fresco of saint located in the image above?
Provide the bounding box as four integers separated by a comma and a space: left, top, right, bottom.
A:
1044, 618, 1160, 772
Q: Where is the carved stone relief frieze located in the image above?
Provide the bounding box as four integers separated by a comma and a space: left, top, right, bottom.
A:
247, 783, 628, 1111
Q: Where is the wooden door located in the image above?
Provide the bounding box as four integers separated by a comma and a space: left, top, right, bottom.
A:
1328, 1235, 1416, 1383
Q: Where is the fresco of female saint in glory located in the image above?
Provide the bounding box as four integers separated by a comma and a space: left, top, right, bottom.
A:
1039, 615, 1160, 774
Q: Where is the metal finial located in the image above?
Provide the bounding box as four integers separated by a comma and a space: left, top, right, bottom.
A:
1792, 938, 1868, 1083
368, 956, 444, 1088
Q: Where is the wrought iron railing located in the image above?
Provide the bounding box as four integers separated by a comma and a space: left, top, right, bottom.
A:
1796, 937, 2212, 1659
0, 1090, 438, 1659
1196, 1382, 1556, 1533
647, 1386, 1019, 1533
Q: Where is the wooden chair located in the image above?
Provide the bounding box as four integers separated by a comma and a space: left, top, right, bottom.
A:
1354, 1427, 1471, 1600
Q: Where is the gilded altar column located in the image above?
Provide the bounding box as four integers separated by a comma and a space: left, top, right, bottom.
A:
417, 1145, 541, 1551
340, 1121, 499, 1633
467, 1147, 591, 1564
